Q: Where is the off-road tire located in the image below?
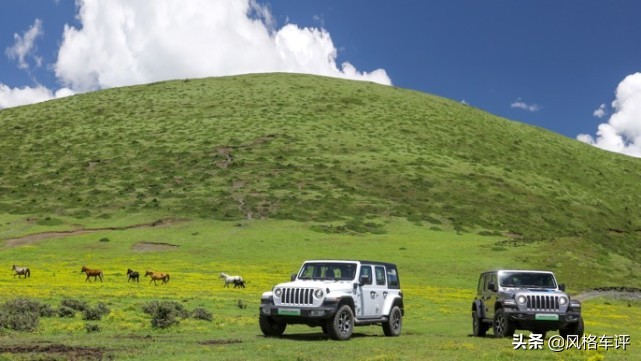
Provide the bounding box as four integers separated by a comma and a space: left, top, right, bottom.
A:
259, 315, 286, 337
382, 305, 403, 336
559, 316, 584, 338
472, 311, 488, 337
493, 308, 515, 338
327, 304, 354, 340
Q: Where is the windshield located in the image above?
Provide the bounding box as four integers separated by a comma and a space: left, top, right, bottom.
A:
499, 272, 557, 289
298, 262, 357, 281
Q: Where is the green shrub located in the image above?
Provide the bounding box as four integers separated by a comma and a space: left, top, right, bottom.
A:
58, 306, 76, 318
60, 298, 88, 312
192, 307, 212, 321
0, 298, 44, 331
85, 323, 101, 333
143, 301, 189, 329
82, 302, 110, 321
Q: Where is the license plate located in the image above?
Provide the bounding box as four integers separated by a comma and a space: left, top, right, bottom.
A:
535, 314, 559, 321
277, 308, 301, 316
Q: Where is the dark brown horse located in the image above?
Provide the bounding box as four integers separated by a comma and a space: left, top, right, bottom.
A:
12, 265, 30, 279
127, 268, 139, 283
81, 266, 103, 282
145, 270, 170, 285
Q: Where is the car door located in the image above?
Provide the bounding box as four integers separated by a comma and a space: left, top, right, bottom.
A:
356, 265, 377, 318
482, 273, 498, 320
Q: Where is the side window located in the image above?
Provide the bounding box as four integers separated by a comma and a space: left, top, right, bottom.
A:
489, 274, 497, 292
477, 275, 485, 293
375, 266, 386, 286
387, 267, 399, 287
359, 265, 372, 285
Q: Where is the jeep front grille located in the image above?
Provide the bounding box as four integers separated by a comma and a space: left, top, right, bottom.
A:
280, 288, 314, 306
525, 295, 559, 311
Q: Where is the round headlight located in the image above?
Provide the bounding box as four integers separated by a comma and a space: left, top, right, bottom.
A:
517, 295, 527, 304
314, 289, 324, 299
274, 288, 282, 298
559, 296, 568, 306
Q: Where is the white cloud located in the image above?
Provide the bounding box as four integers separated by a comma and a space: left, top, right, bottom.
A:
0, 83, 73, 109
5, 19, 44, 70
593, 103, 607, 118
54, 0, 391, 92
510, 98, 540, 112
577, 72, 641, 157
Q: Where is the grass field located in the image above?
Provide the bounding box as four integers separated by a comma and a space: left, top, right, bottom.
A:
1, 73, 641, 359
0, 217, 639, 360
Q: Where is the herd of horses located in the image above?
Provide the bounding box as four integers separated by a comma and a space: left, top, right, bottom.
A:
11, 265, 244, 288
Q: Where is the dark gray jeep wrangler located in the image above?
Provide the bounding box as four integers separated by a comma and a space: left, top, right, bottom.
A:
472, 269, 583, 338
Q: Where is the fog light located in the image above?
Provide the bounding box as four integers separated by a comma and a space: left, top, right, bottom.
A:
261, 307, 270, 315
310, 310, 325, 317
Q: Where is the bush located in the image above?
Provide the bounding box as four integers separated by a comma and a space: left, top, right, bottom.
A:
58, 306, 76, 318
192, 307, 212, 321
143, 301, 189, 329
85, 323, 101, 333
82, 302, 110, 321
0, 298, 43, 331
60, 298, 88, 312
0, 298, 54, 318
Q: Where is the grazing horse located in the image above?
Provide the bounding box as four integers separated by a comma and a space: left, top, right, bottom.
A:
127, 268, 140, 283
81, 266, 103, 282
219, 272, 244, 288
12, 265, 30, 279
145, 270, 170, 285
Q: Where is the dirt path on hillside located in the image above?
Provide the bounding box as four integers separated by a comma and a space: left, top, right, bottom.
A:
574, 287, 641, 302
2, 218, 182, 248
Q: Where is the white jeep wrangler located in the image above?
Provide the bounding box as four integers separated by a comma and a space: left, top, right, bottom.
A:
259, 260, 404, 340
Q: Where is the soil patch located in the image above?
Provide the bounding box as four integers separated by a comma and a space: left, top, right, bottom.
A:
0, 343, 107, 360
131, 241, 180, 252
3, 218, 182, 248
198, 339, 242, 346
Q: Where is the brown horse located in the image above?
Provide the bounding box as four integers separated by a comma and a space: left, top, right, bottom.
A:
145, 270, 170, 285
12, 265, 30, 279
81, 266, 103, 282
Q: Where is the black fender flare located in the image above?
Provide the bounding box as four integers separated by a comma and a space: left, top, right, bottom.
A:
472, 300, 485, 319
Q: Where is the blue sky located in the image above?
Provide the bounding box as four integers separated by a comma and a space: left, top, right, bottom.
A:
2, 1, 641, 156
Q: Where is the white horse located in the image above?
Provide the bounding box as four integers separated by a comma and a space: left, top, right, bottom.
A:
219, 272, 245, 288
12, 265, 31, 279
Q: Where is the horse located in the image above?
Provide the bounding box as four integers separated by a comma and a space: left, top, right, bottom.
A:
145, 270, 170, 285
81, 266, 103, 282
127, 268, 140, 283
233, 278, 246, 289
12, 265, 30, 279
219, 272, 244, 288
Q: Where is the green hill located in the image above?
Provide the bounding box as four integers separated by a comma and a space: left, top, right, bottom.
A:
1, 72, 640, 260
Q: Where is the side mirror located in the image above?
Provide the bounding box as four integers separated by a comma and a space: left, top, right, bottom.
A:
559, 283, 565, 291
290, 274, 296, 282
488, 281, 497, 292
359, 274, 370, 286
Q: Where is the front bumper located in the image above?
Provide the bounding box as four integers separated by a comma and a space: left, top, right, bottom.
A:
259, 299, 340, 324
505, 309, 581, 330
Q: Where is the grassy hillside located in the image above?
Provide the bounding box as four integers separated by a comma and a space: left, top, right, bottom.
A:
1, 73, 640, 257
1, 73, 641, 360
